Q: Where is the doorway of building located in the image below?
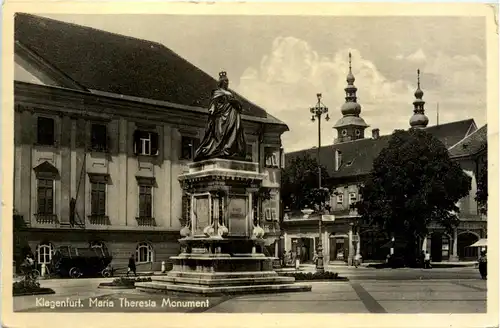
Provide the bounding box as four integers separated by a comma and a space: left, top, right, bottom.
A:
291, 238, 314, 263
458, 232, 479, 260
329, 236, 347, 262
431, 233, 443, 262
300, 238, 314, 263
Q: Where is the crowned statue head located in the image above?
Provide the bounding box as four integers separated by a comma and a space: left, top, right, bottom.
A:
218, 71, 229, 90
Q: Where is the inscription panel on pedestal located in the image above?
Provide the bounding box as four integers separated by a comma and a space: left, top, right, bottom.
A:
194, 195, 210, 235
228, 196, 248, 236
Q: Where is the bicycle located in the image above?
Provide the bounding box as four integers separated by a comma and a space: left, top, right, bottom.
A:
24, 268, 40, 280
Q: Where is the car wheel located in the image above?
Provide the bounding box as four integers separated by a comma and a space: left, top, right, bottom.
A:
69, 267, 82, 278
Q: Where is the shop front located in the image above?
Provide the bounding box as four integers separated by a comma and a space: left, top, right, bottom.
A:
282, 214, 359, 266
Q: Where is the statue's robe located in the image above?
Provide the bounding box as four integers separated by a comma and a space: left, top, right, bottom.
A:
194, 88, 247, 162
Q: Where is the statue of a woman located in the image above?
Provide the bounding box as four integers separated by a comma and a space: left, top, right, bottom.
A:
194, 71, 247, 162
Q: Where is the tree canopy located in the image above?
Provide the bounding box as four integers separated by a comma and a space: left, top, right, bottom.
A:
282, 153, 330, 211
356, 129, 471, 246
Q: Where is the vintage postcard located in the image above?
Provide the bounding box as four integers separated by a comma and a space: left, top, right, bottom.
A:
1, 2, 498, 328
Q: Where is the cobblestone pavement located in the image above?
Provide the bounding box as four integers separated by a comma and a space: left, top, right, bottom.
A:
13, 275, 486, 313
206, 279, 486, 313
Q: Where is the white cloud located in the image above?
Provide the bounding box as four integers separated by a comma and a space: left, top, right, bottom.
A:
235, 37, 486, 152
406, 49, 427, 62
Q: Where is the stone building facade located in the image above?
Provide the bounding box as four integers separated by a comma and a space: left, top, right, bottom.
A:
13, 14, 287, 272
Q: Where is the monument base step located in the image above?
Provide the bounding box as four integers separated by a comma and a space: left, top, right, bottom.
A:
135, 281, 312, 296
153, 275, 295, 286
167, 270, 279, 279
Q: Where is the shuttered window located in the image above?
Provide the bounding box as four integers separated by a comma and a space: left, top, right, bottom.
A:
37, 178, 54, 214
139, 185, 153, 218
91, 182, 106, 216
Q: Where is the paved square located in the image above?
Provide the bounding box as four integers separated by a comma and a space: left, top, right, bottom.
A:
13, 274, 487, 313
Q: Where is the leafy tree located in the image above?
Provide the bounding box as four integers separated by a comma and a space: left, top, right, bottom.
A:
355, 129, 471, 265
475, 155, 487, 215
282, 153, 330, 212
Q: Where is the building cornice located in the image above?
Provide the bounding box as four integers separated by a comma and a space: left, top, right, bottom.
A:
14, 81, 289, 134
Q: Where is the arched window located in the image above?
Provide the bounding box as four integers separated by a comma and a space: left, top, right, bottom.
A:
135, 242, 154, 263
342, 129, 348, 136
36, 242, 54, 264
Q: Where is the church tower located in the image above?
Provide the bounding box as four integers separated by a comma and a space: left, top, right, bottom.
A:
409, 69, 429, 129
333, 52, 369, 143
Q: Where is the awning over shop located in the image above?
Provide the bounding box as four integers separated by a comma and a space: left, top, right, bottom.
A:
467, 238, 487, 248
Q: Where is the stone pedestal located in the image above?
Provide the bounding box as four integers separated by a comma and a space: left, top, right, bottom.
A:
136, 159, 311, 295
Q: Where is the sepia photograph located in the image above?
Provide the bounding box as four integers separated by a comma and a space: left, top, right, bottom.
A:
1, 2, 498, 327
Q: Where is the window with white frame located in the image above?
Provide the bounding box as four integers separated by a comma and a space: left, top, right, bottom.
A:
133, 130, 159, 156
263, 191, 279, 221
36, 243, 54, 265
337, 193, 344, 205
135, 242, 154, 263
349, 192, 357, 204
265, 147, 280, 168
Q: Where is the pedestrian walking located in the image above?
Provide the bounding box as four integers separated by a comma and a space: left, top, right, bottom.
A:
424, 251, 431, 269
354, 253, 362, 268
478, 250, 487, 280
294, 248, 300, 270
127, 254, 137, 277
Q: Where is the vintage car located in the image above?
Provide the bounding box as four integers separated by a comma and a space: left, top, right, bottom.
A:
50, 245, 113, 278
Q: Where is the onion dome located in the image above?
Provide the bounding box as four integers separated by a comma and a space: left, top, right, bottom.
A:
340, 52, 362, 116
334, 52, 369, 143
409, 69, 429, 129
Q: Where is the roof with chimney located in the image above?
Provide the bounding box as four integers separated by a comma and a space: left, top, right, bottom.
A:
14, 13, 286, 126
285, 119, 478, 179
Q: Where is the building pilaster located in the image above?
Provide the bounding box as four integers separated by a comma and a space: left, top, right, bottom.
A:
449, 227, 459, 261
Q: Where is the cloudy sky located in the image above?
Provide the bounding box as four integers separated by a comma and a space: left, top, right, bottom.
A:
40, 14, 486, 152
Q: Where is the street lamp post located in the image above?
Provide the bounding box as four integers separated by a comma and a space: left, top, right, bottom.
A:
310, 93, 329, 273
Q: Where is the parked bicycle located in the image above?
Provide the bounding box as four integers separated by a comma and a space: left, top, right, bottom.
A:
22, 267, 40, 280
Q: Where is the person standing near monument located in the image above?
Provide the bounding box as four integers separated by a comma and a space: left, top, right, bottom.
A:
194, 71, 247, 162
